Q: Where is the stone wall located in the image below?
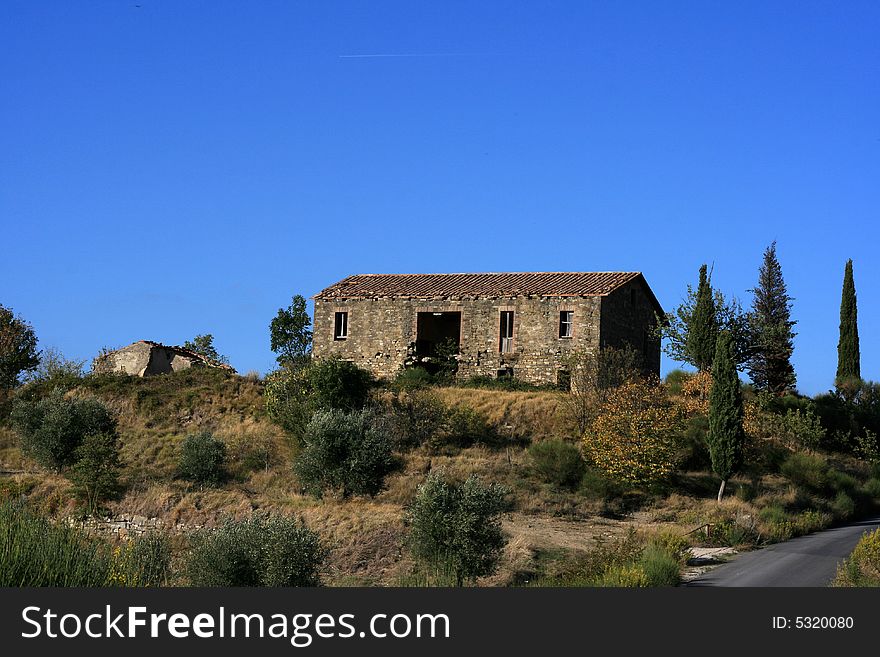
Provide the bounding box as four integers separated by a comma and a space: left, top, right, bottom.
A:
313, 295, 638, 385
599, 278, 662, 376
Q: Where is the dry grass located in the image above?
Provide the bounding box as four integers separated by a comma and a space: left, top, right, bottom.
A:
434, 386, 570, 441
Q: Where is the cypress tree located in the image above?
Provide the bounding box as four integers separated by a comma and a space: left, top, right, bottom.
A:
747, 242, 797, 394
836, 259, 860, 385
707, 331, 744, 502
686, 264, 719, 371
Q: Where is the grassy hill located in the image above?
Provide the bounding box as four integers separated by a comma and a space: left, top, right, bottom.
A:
2, 367, 879, 586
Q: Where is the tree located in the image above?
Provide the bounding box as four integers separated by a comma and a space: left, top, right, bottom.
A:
186, 515, 326, 587
270, 295, 313, 367
308, 357, 373, 410
177, 432, 227, 487
747, 241, 797, 394
687, 265, 719, 371
659, 266, 750, 371
407, 473, 508, 586
294, 409, 395, 498
10, 390, 116, 471
182, 334, 229, 365
69, 432, 122, 514
707, 332, 745, 502
583, 380, 683, 486
836, 259, 860, 387
0, 304, 40, 390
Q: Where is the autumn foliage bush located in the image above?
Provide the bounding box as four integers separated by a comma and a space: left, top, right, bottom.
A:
583, 380, 684, 486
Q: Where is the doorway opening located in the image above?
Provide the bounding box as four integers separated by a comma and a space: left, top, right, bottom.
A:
416, 312, 461, 375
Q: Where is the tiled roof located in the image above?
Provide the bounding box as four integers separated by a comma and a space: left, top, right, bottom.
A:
314, 272, 645, 300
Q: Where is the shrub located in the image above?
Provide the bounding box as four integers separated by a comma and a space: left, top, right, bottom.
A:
780, 452, 827, 492
638, 545, 682, 586
0, 499, 110, 586
264, 365, 314, 440
107, 534, 172, 587
10, 390, 116, 470
407, 473, 508, 586
390, 367, 434, 392
834, 528, 880, 586
294, 409, 395, 498
387, 390, 449, 448
69, 432, 122, 514
444, 405, 496, 448
186, 515, 325, 587
309, 357, 373, 411
23, 346, 86, 390
527, 439, 585, 490
597, 563, 648, 587
584, 380, 683, 486
177, 432, 227, 487
831, 492, 856, 519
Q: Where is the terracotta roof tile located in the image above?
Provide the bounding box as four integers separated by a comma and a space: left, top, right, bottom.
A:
314, 272, 644, 300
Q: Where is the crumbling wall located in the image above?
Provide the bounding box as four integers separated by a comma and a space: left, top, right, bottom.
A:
313, 296, 606, 385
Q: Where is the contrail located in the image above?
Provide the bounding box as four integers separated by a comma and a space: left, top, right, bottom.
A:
338, 52, 475, 59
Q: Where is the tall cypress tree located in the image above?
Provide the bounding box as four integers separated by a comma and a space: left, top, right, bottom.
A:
707, 331, 744, 502
686, 264, 719, 371
747, 242, 797, 394
836, 259, 860, 384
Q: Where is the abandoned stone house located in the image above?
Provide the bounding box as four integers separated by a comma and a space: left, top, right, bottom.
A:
312, 272, 663, 386
92, 340, 236, 377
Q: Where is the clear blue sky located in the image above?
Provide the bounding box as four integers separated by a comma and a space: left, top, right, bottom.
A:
2, 1, 877, 394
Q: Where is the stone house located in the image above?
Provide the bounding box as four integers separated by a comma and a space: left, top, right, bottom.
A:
312, 272, 663, 386
92, 340, 236, 377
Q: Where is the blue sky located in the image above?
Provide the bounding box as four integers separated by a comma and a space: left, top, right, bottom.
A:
1, 1, 877, 394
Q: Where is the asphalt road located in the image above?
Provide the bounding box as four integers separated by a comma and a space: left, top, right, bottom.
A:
687, 515, 880, 587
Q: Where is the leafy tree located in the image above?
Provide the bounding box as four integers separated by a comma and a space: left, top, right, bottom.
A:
659, 266, 750, 371
69, 432, 122, 514
0, 304, 40, 390
583, 380, 683, 486
747, 241, 797, 394
309, 357, 373, 410
264, 365, 315, 441
707, 332, 745, 502
270, 295, 313, 367
10, 391, 116, 471
182, 334, 229, 366
836, 259, 860, 387
294, 409, 395, 498
177, 432, 227, 487
186, 515, 326, 587
407, 472, 508, 586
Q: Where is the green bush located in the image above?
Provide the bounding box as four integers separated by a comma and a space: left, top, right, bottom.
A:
444, 405, 496, 448
407, 473, 508, 586
69, 432, 123, 514
831, 492, 856, 519
387, 390, 449, 448
10, 389, 116, 470
390, 367, 434, 392
309, 357, 373, 410
638, 545, 682, 586
294, 409, 395, 498
264, 365, 314, 440
527, 439, 585, 490
108, 533, 172, 586
0, 499, 110, 586
186, 515, 325, 587
177, 432, 227, 487
780, 452, 827, 492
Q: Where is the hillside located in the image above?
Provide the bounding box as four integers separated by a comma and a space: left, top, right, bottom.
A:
2, 368, 879, 586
